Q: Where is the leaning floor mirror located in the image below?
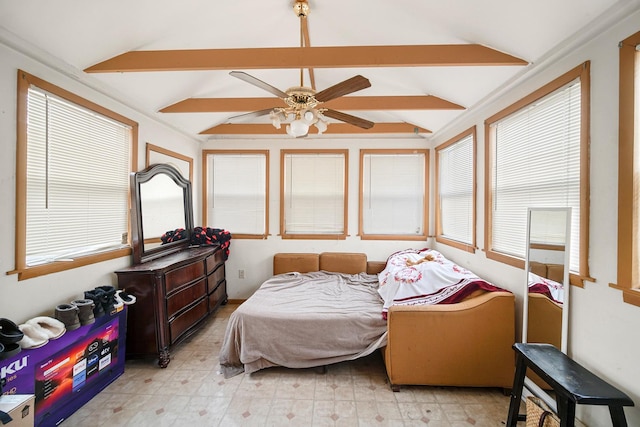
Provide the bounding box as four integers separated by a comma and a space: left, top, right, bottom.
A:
522, 207, 572, 402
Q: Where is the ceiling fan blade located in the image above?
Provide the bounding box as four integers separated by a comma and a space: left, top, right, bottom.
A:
226, 108, 274, 123
323, 109, 374, 129
314, 75, 371, 103
229, 71, 288, 98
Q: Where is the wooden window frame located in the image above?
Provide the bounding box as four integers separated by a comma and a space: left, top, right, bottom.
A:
11, 70, 138, 281
358, 149, 429, 241
146, 143, 193, 182
202, 149, 270, 240
484, 62, 591, 287
611, 30, 640, 307
280, 149, 348, 240
435, 127, 477, 252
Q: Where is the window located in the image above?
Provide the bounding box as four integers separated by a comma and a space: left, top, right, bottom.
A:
484, 62, 590, 286
359, 150, 428, 240
613, 30, 640, 306
14, 70, 137, 280
203, 150, 269, 238
281, 150, 347, 239
435, 128, 476, 251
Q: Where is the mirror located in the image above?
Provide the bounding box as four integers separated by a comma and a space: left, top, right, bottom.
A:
522, 207, 571, 402
130, 163, 194, 264
523, 207, 571, 352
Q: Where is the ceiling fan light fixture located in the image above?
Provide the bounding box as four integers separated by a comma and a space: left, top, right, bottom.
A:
287, 118, 309, 138
270, 109, 287, 129
301, 108, 318, 125
314, 116, 328, 135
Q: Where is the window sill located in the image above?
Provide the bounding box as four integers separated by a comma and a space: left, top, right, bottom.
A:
609, 283, 640, 307
359, 234, 428, 241
9, 247, 131, 281
280, 233, 347, 240
435, 236, 476, 253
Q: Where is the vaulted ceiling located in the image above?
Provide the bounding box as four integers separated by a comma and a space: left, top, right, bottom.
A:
0, 0, 629, 140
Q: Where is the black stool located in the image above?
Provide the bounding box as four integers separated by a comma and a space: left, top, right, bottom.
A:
506, 343, 634, 427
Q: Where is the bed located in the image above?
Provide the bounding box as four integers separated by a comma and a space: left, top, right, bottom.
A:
219, 250, 516, 389
219, 252, 388, 378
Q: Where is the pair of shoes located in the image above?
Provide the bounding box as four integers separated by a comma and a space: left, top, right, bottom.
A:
0, 318, 23, 359
115, 289, 136, 305
18, 317, 66, 349
54, 304, 82, 331
84, 285, 123, 317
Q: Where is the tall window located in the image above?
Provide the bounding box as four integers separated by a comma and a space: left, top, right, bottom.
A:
204, 150, 269, 239
614, 30, 640, 306
359, 150, 428, 240
14, 71, 137, 280
281, 150, 347, 239
485, 62, 590, 285
435, 128, 475, 252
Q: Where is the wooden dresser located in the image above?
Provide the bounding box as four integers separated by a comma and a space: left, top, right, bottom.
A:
115, 245, 227, 367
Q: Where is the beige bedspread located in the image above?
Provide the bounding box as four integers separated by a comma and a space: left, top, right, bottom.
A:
219, 271, 388, 378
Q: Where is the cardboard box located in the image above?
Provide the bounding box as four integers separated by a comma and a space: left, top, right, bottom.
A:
0, 394, 35, 427
0, 309, 126, 426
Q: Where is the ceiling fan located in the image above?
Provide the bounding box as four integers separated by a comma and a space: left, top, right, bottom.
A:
227, 70, 374, 137
225, 0, 374, 137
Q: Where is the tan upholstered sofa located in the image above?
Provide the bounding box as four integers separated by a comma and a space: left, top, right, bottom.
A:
272, 252, 516, 390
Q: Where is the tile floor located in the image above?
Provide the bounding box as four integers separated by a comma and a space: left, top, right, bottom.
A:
61, 304, 522, 426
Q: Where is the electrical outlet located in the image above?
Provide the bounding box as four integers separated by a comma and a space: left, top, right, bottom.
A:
238, 269, 245, 279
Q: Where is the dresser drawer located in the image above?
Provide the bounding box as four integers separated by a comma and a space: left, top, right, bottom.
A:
207, 263, 226, 292
205, 249, 225, 273
166, 278, 207, 319
169, 297, 208, 344
208, 280, 227, 311
165, 261, 205, 294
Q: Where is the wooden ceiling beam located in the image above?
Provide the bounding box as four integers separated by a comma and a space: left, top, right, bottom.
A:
200, 122, 431, 135
160, 95, 464, 113
84, 44, 527, 73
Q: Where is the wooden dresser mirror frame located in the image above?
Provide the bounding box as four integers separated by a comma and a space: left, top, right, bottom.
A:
130, 163, 194, 264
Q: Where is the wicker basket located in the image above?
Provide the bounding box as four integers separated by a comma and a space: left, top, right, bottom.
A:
526, 396, 561, 427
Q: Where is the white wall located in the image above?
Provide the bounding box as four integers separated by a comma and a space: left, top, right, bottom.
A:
429, 10, 640, 426
0, 42, 202, 322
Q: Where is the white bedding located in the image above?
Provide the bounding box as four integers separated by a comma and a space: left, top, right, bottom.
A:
218, 271, 387, 378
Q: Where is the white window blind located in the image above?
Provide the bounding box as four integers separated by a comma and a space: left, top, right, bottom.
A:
437, 134, 474, 244
490, 79, 581, 271
26, 87, 130, 266
206, 152, 266, 235
283, 152, 345, 235
361, 153, 425, 235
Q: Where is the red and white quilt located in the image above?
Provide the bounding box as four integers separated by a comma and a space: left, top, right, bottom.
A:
377, 248, 505, 318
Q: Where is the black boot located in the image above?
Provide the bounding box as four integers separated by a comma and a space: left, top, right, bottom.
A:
95, 285, 121, 315
83, 289, 106, 318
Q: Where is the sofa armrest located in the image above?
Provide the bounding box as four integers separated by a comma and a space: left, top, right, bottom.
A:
384, 291, 515, 388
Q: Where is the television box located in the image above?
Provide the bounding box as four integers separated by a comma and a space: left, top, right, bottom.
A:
0, 308, 126, 426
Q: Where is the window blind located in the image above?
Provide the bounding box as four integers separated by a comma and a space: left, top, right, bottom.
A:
490, 79, 581, 271
207, 153, 266, 235
362, 153, 425, 235
438, 134, 474, 244
26, 87, 130, 266
283, 152, 345, 234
